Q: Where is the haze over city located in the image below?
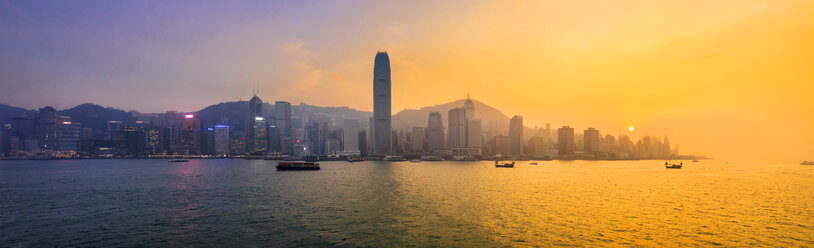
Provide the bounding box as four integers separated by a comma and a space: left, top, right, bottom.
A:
2, 1, 812, 161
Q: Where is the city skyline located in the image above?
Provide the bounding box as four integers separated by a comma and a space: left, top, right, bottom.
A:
1, 1, 813, 162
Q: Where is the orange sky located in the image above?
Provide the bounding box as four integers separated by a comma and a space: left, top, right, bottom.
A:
2, 1, 812, 162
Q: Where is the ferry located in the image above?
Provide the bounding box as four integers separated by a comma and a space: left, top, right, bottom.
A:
276, 161, 320, 170
801, 161, 814, 165
495, 161, 515, 168
410, 159, 420, 163
169, 159, 189, 163
665, 160, 683, 169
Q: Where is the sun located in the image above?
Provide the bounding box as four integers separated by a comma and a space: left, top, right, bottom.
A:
628, 126, 635, 132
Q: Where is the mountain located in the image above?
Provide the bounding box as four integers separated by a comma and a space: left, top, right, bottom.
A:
0, 103, 29, 124
196, 101, 373, 132
392, 99, 511, 134
59, 103, 138, 138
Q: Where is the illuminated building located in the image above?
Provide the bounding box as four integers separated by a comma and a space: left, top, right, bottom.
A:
179, 113, 199, 154
214, 125, 230, 156
57, 121, 81, 152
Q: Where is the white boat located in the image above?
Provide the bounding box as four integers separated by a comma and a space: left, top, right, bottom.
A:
410, 159, 420, 163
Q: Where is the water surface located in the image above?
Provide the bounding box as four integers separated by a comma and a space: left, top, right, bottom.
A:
1, 159, 812, 247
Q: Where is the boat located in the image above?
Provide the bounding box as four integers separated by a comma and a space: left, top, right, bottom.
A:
692, 159, 699, 163
384, 156, 407, 161
664, 160, 682, 169
495, 160, 515, 168
169, 159, 189, 162
276, 161, 320, 170
410, 159, 420, 163
529, 162, 538, 165
801, 161, 814, 165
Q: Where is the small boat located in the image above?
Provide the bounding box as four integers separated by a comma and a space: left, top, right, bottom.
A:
801, 161, 814, 165
169, 159, 189, 162
384, 156, 407, 161
410, 159, 420, 163
664, 160, 682, 169
495, 161, 515, 168
276, 161, 320, 170
692, 159, 699, 163
529, 162, 538, 165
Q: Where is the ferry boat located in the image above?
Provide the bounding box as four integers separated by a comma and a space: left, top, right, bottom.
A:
384, 156, 407, 161
169, 159, 189, 162
410, 159, 420, 163
665, 160, 682, 169
276, 161, 320, 170
801, 161, 814, 165
495, 161, 515, 168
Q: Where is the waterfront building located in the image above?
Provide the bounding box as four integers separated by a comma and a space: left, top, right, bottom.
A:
373, 51, 392, 155
410, 127, 425, 153
343, 119, 359, 154
558, 126, 575, 156
57, 121, 81, 152
180, 113, 199, 155
509, 115, 524, 155
584, 127, 601, 154
427, 112, 444, 151
272, 101, 291, 152
34, 106, 58, 150
447, 107, 467, 148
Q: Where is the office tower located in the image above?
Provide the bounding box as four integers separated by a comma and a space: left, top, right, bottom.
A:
358, 130, 367, 156
343, 119, 359, 154
34, 106, 58, 150
368, 117, 375, 155
305, 122, 324, 155
662, 135, 671, 158
584, 127, 600, 154
494, 135, 512, 156
118, 126, 147, 155
272, 101, 292, 152
252, 117, 268, 154
57, 121, 81, 152
464, 96, 475, 120
373, 51, 391, 155
466, 119, 482, 148
558, 126, 575, 156
427, 112, 444, 151
247, 95, 264, 153
447, 107, 467, 148
410, 127, 425, 153
106, 121, 122, 141
180, 113, 199, 155
509, 115, 524, 155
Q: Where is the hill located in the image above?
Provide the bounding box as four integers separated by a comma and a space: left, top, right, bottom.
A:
392, 99, 511, 134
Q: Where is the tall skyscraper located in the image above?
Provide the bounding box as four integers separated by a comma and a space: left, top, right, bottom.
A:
34, 106, 58, 150
247, 95, 264, 153
509, 115, 524, 155
214, 125, 230, 156
447, 107, 467, 148
180, 113, 200, 154
343, 119, 359, 154
410, 127, 425, 153
427, 111, 444, 151
464, 96, 475, 120
466, 119, 482, 148
584, 127, 601, 154
373, 51, 391, 155
57, 121, 81, 152
272, 101, 291, 152
558, 126, 575, 156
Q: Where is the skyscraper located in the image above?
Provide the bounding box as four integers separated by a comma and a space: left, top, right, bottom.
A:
373, 51, 391, 155
343, 119, 359, 154
447, 107, 467, 148
214, 125, 230, 156
558, 126, 575, 156
584, 128, 600, 154
410, 127, 425, 153
427, 111, 444, 151
247, 95, 264, 153
34, 106, 58, 150
509, 115, 524, 155
464, 96, 475, 120
272, 101, 291, 152
57, 121, 81, 152
180, 113, 200, 154
466, 119, 482, 148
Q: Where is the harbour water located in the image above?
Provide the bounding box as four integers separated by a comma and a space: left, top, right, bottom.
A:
1, 159, 812, 247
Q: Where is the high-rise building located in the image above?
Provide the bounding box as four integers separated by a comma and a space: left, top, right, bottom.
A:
494, 135, 512, 156
447, 107, 467, 148
343, 119, 359, 154
373, 51, 391, 155
34, 106, 58, 150
305, 122, 324, 155
410, 127, 425, 153
57, 121, 81, 152
427, 112, 444, 151
248, 95, 263, 153
466, 119, 482, 148
509, 115, 524, 155
464, 96, 475, 120
584, 127, 601, 154
272, 101, 291, 152
214, 125, 230, 156
358, 130, 367, 156
180, 113, 199, 154
558, 126, 575, 156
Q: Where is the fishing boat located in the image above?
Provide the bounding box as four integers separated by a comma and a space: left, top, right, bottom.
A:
276, 161, 320, 170
692, 159, 699, 163
169, 158, 189, 162
529, 162, 538, 165
664, 160, 682, 169
495, 160, 515, 168
801, 161, 814, 165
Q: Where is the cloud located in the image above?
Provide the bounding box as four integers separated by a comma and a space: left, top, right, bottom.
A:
387, 21, 404, 36
332, 74, 346, 82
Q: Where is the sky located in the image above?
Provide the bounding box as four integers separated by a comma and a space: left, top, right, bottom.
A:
1, 0, 813, 162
